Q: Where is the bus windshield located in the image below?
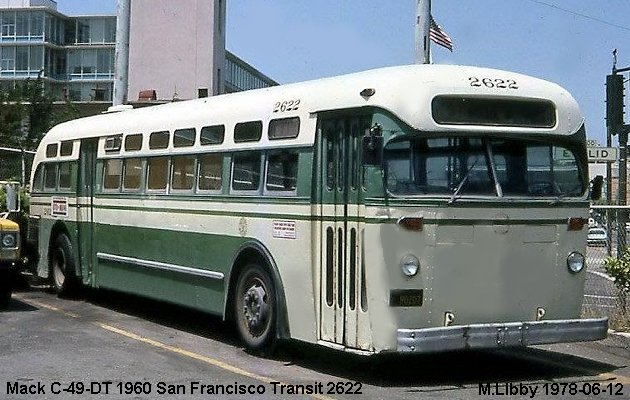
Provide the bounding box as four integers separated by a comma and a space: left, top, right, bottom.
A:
384, 136, 584, 198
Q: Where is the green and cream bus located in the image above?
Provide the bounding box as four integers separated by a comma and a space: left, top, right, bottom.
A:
28, 64, 607, 353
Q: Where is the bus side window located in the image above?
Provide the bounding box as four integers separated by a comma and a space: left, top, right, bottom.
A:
46, 143, 58, 158
265, 150, 298, 195
149, 131, 170, 149
171, 155, 195, 191
103, 159, 122, 191
125, 134, 143, 151
58, 162, 72, 191
173, 128, 196, 148
198, 153, 223, 192
43, 163, 58, 191
123, 158, 143, 191
231, 151, 262, 192
234, 121, 262, 143
147, 157, 169, 191
269, 117, 300, 140
60, 141, 74, 157
200, 125, 225, 145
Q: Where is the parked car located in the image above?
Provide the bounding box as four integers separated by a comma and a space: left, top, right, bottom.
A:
587, 227, 608, 247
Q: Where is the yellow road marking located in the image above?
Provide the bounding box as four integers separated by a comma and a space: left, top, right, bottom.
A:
593, 372, 630, 385
15, 294, 335, 400
19, 296, 80, 319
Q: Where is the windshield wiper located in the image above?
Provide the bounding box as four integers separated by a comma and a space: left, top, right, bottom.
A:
448, 158, 479, 204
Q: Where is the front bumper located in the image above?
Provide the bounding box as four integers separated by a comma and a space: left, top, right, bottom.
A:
397, 318, 608, 353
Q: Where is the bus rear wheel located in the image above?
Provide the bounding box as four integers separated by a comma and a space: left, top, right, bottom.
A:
51, 234, 77, 296
234, 264, 276, 351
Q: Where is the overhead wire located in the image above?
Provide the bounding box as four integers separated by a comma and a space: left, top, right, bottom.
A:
526, 0, 630, 32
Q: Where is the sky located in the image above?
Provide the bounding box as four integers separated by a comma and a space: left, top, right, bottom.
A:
57, 0, 630, 146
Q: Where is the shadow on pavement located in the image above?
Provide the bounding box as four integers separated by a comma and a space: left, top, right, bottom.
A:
274, 342, 621, 387
3, 297, 38, 312
39, 287, 621, 388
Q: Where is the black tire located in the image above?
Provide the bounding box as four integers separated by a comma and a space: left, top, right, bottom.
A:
51, 234, 77, 295
234, 263, 277, 351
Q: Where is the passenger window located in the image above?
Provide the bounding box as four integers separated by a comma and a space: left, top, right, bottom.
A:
200, 125, 225, 145
234, 121, 262, 142
103, 159, 122, 190
149, 131, 170, 149
125, 134, 143, 151
123, 158, 143, 190
232, 152, 261, 191
173, 128, 196, 148
58, 163, 72, 190
266, 151, 298, 193
60, 141, 73, 156
46, 144, 58, 158
147, 157, 169, 190
269, 117, 300, 140
198, 154, 222, 191
44, 163, 58, 190
171, 156, 195, 190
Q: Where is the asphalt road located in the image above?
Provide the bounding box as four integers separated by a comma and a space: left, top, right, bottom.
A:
1, 288, 629, 400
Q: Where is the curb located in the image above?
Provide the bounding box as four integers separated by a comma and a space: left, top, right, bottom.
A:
607, 329, 630, 345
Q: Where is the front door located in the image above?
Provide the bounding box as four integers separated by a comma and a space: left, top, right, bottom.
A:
318, 115, 371, 350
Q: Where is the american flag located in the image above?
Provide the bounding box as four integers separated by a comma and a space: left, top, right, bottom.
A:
430, 16, 453, 52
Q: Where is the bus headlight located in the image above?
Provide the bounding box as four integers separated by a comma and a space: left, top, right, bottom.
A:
567, 252, 585, 273
2, 233, 16, 248
400, 254, 420, 277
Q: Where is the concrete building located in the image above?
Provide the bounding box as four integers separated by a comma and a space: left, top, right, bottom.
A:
128, 0, 223, 101
0, 0, 116, 102
0, 0, 276, 105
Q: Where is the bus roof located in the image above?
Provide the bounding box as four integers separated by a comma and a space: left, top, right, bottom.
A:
38, 64, 583, 159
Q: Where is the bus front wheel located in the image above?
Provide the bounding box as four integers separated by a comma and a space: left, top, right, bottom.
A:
234, 263, 276, 351
51, 234, 77, 295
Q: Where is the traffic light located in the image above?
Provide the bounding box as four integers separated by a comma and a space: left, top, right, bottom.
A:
606, 73, 625, 134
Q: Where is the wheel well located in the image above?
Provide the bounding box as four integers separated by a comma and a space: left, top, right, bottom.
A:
225, 245, 290, 340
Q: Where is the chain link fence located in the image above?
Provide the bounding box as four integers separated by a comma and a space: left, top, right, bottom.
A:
585, 206, 630, 330
0, 146, 34, 185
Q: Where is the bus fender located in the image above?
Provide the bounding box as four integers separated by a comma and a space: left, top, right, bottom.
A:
224, 240, 290, 340
48, 221, 80, 280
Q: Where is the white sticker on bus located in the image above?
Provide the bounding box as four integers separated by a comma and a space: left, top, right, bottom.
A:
51, 197, 69, 217
273, 220, 296, 239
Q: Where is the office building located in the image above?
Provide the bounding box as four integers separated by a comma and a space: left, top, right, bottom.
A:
0, 0, 276, 104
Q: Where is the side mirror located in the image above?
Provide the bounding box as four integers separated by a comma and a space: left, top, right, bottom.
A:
4, 184, 19, 212
362, 135, 383, 166
590, 175, 603, 201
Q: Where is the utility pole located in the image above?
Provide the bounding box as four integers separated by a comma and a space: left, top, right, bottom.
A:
113, 0, 131, 106
606, 50, 630, 255
415, 0, 431, 64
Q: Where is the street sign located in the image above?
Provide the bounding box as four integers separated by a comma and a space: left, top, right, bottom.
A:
587, 147, 618, 163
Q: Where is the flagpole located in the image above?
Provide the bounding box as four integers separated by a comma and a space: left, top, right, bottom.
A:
415, 0, 431, 64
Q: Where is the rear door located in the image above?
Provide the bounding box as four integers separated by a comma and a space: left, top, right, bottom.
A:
76, 138, 97, 285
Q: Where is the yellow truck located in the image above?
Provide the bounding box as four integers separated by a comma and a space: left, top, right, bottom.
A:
1, 182, 22, 309
0, 217, 20, 309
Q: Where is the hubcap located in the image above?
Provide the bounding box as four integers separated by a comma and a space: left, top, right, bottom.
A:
242, 283, 270, 336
